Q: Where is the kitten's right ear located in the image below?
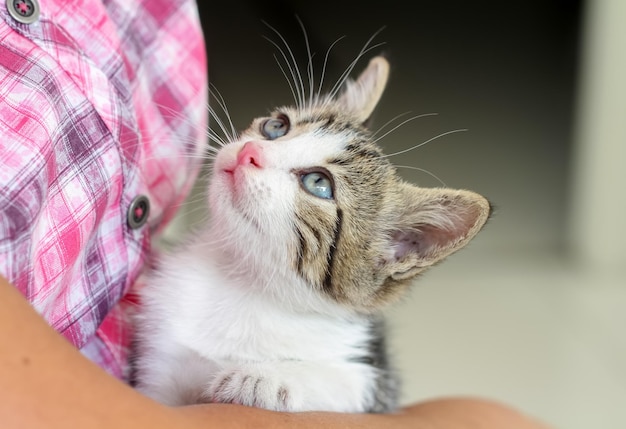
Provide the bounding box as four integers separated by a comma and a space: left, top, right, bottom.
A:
378, 185, 492, 283
337, 56, 390, 124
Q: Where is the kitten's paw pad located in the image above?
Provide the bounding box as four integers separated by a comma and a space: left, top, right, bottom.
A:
208, 370, 293, 411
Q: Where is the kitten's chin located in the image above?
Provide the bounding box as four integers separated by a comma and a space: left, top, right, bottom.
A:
207, 174, 263, 237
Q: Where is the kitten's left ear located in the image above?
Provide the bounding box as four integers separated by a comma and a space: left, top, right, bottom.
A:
379, 185, 492, 282
338, 56, 390, 123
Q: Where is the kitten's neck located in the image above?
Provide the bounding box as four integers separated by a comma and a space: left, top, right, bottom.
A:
181, 227, 357, 319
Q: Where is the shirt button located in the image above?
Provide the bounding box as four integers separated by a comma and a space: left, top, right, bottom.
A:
6, 0, 40, 24
128, 195, 150, 229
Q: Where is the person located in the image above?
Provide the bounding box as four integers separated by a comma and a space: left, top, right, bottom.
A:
0, 0, 549, 427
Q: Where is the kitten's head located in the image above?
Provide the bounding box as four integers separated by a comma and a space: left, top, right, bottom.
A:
209, 57, 491, 313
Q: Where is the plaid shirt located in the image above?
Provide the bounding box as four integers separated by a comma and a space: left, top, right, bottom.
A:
0, 0, 207, 379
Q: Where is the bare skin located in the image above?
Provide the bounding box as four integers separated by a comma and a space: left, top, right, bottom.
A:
0, 275, 550, 428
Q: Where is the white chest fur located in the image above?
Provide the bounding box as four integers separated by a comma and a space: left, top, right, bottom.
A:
133, 247, 380, 412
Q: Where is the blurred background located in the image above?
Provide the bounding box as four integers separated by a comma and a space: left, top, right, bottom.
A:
186, 1, 625, 427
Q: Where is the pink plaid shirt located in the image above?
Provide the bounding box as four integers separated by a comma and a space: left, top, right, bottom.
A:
0, 0, 207, 379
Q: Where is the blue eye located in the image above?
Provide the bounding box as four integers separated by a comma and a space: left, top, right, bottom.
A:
261, 115, 290, 140
301, 171, 333, 199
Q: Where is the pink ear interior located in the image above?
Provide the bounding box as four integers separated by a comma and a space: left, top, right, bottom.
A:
390, 225, 453, 261
391, 230, 422, 262
390, 204, 482, 263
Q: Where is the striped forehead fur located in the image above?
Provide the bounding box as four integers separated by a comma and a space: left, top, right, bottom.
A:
273, 102, 398, 309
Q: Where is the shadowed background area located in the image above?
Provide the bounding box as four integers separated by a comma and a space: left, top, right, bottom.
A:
179, 2, 625, 428
196, 0, 580, 252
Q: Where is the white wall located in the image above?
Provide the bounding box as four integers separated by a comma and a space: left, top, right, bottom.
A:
568, 0, 626, 271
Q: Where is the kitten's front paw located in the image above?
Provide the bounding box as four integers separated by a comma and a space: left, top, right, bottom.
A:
207, 369, 293, 411
205, 361, 374, 412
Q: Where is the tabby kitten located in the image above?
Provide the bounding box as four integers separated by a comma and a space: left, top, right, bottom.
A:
133, 56, 491, 413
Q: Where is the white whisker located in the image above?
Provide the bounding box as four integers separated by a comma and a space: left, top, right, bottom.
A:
328, 27, 387, 100
295, 16, 315, 109
207, 92, 238, 145
151, 100, 212, 143
373, 111, 412, 137
382, 129, 468, 158
207, 106, 234, 146
393, 165, 448, 187
272, 53, 300, 108
263, 35, 303, 109
263, 21, 306, 110
372, 113, 439, 143
153, 95, 232, 149
209, 84, 237, 141
317, 35, 346, 102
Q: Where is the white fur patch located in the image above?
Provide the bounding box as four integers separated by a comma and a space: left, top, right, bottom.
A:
134, 247, 378, 411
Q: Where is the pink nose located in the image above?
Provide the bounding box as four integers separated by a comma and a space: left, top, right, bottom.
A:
236, 141, 264, 168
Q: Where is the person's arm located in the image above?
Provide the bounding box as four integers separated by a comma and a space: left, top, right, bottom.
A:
0, 275, 549, 428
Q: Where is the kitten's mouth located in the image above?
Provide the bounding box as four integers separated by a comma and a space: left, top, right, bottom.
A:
221, 163, 257, 190
221, 166, 243, 191
221, 164, 238, 182
219, 166, 250, 204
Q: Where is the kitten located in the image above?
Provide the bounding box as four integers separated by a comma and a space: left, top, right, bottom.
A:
132, 55, 491, 413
